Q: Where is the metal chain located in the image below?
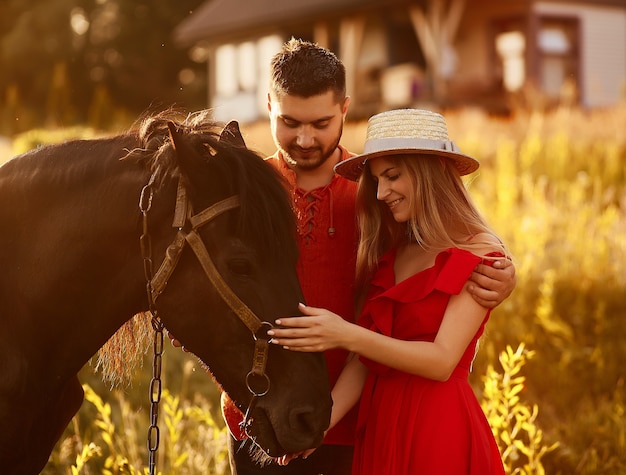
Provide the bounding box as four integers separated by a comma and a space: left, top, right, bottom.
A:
139, 177, 165, 475
147, 321, 164, 475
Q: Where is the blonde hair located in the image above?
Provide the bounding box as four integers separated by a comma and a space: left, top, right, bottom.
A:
355, 154, 508, 289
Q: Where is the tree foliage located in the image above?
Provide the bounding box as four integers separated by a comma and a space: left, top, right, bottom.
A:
0, 0, 206, 134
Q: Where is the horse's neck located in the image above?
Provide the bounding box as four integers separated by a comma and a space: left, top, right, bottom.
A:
0, 136, 157, 374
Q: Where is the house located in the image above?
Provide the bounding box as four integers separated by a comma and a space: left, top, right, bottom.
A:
173, 0, 626, 122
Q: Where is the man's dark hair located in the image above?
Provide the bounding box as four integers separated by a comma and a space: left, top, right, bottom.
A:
270, 37, 346, 102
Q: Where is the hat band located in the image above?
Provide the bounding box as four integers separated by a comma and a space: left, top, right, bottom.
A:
363, 137, 460, 154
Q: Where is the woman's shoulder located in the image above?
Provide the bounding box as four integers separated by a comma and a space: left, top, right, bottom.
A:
464, 232, 505, 257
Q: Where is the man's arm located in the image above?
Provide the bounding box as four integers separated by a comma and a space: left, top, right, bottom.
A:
467, 258, 516, 308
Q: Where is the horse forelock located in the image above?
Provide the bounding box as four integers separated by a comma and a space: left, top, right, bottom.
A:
121, 109, 218, 182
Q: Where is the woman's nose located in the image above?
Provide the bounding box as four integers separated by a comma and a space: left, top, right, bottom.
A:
376, 181, 389, 200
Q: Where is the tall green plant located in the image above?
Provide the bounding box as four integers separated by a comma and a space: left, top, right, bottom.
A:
46, 383, 230, 475
465, 105, 626, 473
481, 343, 559, 474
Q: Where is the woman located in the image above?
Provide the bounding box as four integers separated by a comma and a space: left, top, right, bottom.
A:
269, 109, 507, 474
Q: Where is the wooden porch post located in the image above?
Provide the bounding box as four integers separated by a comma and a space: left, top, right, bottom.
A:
409, 0, 466, 103
207, 44, 216, 109
339, 16, 366, 110
313, 21, 330, 49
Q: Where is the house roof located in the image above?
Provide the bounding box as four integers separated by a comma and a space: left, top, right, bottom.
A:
173, 0, 626, 47
172, 0, 403, 47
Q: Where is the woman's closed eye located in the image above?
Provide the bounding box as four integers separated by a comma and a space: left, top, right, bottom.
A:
370, 164, 401, 183
377, 172, 400, 183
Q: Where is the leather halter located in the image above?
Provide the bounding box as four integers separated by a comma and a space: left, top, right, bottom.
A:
140, 172, 273, 435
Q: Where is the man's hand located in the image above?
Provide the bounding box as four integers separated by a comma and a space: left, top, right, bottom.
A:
467, 258, 516, 308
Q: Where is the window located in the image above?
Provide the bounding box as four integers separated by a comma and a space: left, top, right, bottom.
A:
496, 31, 526, 92
215, 35, 283, 98
537, 18, 579, 99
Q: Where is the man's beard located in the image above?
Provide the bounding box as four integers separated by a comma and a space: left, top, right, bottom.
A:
282, 125, 343, 171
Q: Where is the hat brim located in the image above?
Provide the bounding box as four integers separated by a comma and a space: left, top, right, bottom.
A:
334, 147, 480, 181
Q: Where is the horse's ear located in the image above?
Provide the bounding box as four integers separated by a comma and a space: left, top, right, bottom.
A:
167, 121, 187, 152
219, 120, 247, 149
167, 120, 202, 161
167, 120, 208, 182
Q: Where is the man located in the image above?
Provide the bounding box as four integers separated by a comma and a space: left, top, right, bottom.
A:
222, 38, 516, 475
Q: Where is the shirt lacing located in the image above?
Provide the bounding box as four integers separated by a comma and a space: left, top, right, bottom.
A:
295, 184, 336, 244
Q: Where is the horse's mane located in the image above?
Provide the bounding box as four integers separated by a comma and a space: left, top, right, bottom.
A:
95, 109, 297, 387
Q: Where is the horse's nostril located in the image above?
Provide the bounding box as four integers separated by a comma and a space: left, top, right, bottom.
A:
289, 405, 317, 433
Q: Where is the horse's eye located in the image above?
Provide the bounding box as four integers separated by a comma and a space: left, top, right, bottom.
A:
228, 258, 253, 276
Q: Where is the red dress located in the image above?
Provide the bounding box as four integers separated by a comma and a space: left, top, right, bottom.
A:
353, 248, 505, 474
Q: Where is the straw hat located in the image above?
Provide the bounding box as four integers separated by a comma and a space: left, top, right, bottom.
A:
334, 109, 479, 181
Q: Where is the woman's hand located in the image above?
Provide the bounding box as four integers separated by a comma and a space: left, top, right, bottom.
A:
268, 303, 352, 352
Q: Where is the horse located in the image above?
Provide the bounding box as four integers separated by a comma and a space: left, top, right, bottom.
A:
0, 110, 332, 474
